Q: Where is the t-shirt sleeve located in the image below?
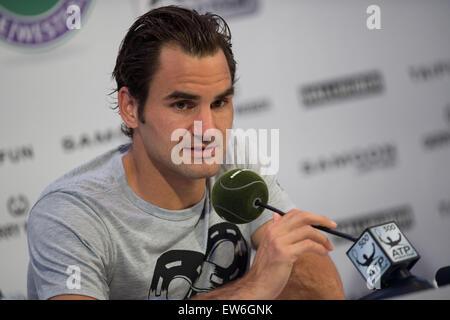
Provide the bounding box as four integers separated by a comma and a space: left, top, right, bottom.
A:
27, 192, 114, 300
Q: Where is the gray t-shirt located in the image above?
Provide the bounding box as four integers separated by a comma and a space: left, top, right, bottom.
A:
27, 143, 294, 300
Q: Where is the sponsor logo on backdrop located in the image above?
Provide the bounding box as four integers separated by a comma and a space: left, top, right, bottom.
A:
299, 143, 396, 177
147, 0, 259, 18
423, 130, 450, 150
7, 194, 29, 217
0, 145, 34, 166
234, 98, 271, 116
0, 0, 91, 47
0, 223, 22, 241
0, 194, 29, 242
61, 127, 127, 152
423, 103, 450, 151
439, 199, 450, 218
300, 70, 384, 107
409, 60, 450, 82
333, 205, 414, 245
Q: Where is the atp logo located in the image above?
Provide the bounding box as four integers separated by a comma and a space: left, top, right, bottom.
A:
351, 244, 384, 290
349, 231, 391, 290
353, 243, 377, 267
376, 231, 402, 248
375, 227, 415, 261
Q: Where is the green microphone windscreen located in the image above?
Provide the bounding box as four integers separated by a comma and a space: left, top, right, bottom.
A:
211, 168, 269, 224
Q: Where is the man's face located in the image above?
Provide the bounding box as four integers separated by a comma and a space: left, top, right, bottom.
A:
135, 44, 234, 179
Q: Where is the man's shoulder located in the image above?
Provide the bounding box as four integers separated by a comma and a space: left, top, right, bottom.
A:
38, 144, 130, 202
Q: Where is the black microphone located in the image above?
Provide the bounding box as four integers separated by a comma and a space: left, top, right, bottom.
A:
435, 266, 450, 287
211, 168, 434, 299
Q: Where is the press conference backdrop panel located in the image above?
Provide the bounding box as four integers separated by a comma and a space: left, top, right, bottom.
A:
0, 0, 449, 299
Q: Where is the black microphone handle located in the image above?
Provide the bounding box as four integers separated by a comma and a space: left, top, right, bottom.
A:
254, 200, 357, 242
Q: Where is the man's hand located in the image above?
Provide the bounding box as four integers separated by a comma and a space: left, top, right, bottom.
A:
245, 209, 338, 299
192, 209, 341, 300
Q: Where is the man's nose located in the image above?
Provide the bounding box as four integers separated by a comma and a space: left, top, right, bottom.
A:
196, 105, 216, 134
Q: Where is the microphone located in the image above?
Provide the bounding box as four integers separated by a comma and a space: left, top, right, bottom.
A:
211, 168, 434, 299
211, 168, 357, 242
435, 266, 450, 287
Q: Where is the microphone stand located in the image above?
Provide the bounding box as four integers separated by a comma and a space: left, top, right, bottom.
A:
254, 199, 357, 242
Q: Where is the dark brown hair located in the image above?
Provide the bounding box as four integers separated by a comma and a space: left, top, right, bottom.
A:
112, 6, 237, 138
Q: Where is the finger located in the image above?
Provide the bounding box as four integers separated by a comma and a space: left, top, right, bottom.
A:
283, 210, 337, 230
279, 225, 334, 251
273, 212, 282, 224
288, 239, 330, 258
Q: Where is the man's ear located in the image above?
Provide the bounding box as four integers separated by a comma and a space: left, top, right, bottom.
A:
118, 87, 140, 130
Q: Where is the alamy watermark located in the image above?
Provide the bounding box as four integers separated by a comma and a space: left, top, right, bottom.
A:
66, 5, 81, 30
366, 5, 381, 30
66, 265, 81, 290
170, 121, 279, 175
366, 264, 382, 290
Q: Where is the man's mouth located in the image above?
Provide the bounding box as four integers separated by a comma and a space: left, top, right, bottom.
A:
184, 144, 216, 158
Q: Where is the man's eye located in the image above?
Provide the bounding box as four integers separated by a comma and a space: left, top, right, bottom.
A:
172, 101, 191, 110
211, 99, 228, 108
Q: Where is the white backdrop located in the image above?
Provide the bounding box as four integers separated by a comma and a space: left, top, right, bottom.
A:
1, 0, 449, 299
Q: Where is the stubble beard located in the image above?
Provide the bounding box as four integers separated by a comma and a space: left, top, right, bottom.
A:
172, 145, 226, 180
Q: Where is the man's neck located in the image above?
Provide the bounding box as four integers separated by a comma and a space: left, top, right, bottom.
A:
122, 142, 206, 211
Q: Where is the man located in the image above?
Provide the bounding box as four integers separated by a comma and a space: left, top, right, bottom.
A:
27, 6, 345, 300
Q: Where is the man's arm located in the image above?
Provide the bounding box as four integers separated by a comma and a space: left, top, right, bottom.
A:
192, 209, 344, 300
252, 220, 345, 300
27, 193, 111, 300
189, 273, 263, 300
